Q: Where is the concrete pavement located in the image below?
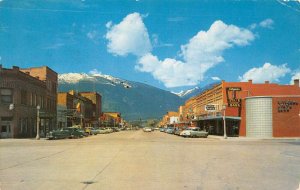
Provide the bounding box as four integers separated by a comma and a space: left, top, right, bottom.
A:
1, 130, 300, 190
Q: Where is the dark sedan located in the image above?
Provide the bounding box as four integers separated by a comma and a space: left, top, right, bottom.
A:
46, 128, 71, 140
47, 127, 85, 140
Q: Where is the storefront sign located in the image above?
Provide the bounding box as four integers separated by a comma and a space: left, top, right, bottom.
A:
205, 104, 218, 112
226, 87, 242, 107
228, 99, 241, 107
227, 87, 241, 91
277, 100, 298, 113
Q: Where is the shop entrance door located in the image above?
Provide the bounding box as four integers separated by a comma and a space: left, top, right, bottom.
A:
1, 123, 12, 138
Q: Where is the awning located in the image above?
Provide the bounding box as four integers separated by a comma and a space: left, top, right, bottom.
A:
192, 116, 241, 121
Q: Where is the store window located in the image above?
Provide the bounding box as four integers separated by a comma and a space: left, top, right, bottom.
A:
1, 125, 7, 132
0, 88, 13, 103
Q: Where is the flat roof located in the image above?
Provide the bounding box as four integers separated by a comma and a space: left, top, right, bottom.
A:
246, 95, 300, 99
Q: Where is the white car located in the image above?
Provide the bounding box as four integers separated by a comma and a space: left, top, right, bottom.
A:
143, 127, 152, 132
180, 127, 208, 138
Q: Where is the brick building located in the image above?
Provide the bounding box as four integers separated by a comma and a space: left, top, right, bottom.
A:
79, 92, 102, 118
57, 90, 101, 128
100, 112, 122, 127
160, 111, 179, 127
0, 65, 57, 138
179, 79, 300, 137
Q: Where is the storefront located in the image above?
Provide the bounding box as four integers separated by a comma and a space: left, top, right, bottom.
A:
193, 116, 240, 137
243, 96, 300, 138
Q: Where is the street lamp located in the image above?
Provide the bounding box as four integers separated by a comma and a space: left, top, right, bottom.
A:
222, 105, 227, 139
36, 105, 40, 140
9, 104, 14, 111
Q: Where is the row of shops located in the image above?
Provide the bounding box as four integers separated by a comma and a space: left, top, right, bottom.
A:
0, 65, 123, 138
161, 80, 300, 138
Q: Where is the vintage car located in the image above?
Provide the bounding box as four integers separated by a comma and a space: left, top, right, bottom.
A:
180, 127, 208, 138
165, 128, 175, 134
47, 127, 84, 140
66, 127, 85, 138
143, 127, 152, 132
46, 128, 71, 140
174, 128, 184, 136
85, 127, 99, 135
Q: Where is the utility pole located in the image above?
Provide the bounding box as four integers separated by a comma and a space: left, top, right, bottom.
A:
222, 105, 227, 139
36, 105, 40, 140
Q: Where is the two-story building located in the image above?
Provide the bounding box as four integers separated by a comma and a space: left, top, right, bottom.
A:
0, 65, 57, 138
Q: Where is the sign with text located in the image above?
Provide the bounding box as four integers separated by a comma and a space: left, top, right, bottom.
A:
277, 100, 298, 113
205, 104, 218, 112
228, 99, 242, 107
226, 87, 242, 107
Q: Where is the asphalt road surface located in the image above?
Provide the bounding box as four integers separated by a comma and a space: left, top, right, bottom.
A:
1, 130, 300, 190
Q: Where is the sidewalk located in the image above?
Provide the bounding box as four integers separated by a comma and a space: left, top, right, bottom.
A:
208, 135, 300, 141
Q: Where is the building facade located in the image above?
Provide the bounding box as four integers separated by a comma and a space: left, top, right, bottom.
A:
178, 79, 300, 137
0, 65, 57, 138
79, 92, 102, 118
100, 112, 122, 127
244, 96, 300, 138
57, 90, 101, 128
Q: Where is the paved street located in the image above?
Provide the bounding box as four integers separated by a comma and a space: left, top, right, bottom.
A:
0, 130, 300, 190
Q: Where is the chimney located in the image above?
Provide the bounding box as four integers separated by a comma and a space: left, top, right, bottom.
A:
265, 81, 269, 84
248, 79, 252, 83
294, 79, 299, 86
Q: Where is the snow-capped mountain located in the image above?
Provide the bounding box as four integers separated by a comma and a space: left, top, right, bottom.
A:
58, 72, 184, 120
58, 73, 132, 88
172, 82, 220, 100
172, 87, 199, 97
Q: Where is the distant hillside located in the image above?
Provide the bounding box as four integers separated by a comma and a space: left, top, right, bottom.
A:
58, 73, 184, 120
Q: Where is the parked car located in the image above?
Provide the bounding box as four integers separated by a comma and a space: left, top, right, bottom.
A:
112, 127, 121, 132
46, 128, 71, 140
97, 128, 112, 134
78, 129, 89, 137
143, 127, 152, 132
66, 127, 85, 138
165, 128, 175, 134
174, 128, 183, 136
180, 127, 208, 138
91, 128, 100, 135
159, 128, 165, 132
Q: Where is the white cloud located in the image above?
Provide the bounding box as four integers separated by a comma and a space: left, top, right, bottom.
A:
89, 69, 102, 76
259, 19, 274, 29
136, 53, 196, 87
239, 63, 291, 83
211, 77, 221, 81
290, 71, 300, 86
249, 23, 257, 30
137, 20, 255, 87
105, 12, 152, 56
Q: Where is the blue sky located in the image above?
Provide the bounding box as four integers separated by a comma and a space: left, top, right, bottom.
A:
0, 0, 299, 92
